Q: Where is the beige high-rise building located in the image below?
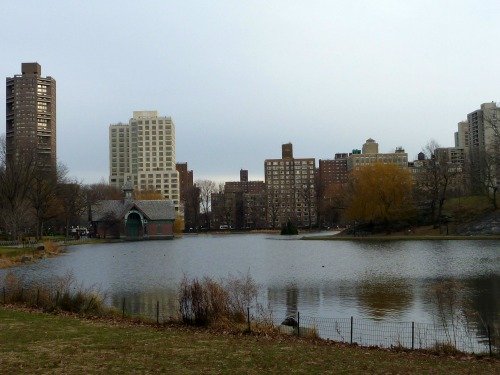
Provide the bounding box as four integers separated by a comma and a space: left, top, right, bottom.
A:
361, 138, 379, 154
455, 121, 469, 152
6, 63, 56, 173
109, 111, 180, 210
347, 139, 408, 170
467, 102, 499, 191
467, 102, 499, 154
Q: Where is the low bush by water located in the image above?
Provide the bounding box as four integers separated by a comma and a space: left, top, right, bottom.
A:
0, 272, 106, 315
179, 273, 258, 326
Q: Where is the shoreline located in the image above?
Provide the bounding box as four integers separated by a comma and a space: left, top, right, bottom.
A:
302, 234, 500, 241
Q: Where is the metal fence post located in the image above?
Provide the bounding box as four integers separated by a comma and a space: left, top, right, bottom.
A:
36, 289, 40, 306
411, 322, 415, 350
487, 325, 492, 356
297, 311, 300, 337
122, 297, 125, 318
55, 290, 59, 306
156, 301, 159, 324
247, 307, 251, 332
3, 287, 5, 304
350, 316, 353, 344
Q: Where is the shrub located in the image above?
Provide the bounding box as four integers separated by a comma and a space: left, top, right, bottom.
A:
281, 220, 298, 235
0, 272, 106, 315
179, 273, 258, 326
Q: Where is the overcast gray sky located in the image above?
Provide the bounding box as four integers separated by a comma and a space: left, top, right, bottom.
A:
1, 1, 499, 183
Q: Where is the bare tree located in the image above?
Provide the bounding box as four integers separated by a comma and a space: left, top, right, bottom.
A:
57, 180, 87, 239
473, 149, 498, 209
297, 182, 316, 229
471, 110, 500, 208
266, 186, 280, 229
0, 136, 37, 239
415, 141, 462, 227
27, 171, 58, 239
196, 179, 216, 230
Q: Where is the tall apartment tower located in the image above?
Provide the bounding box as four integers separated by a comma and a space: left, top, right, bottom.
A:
109, 111, 180, 210
6, 63, 56, 173
265, 143, 316, 228
467, 102, 499, 153
466, 102, 499, 191
455, 121, 469, 151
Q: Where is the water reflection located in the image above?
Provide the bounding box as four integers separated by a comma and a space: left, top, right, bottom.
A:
356, 277, 413, 320
109, 288, 179, 320
1, 235, 497, 335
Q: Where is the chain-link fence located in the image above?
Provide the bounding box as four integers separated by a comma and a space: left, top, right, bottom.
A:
113, 297, 497, 356
294, 314, 497, 355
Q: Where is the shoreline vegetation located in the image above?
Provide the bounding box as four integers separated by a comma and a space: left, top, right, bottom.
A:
1, 271, 498, 372
0, 305, 498, 374
0, 240, 66, 269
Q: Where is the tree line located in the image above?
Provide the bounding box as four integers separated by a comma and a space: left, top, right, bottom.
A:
0, 135, 122, 240
185, 135, 498, 233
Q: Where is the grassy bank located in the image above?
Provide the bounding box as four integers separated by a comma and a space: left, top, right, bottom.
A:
0, 241, 65, 269
0, 307, 497, 374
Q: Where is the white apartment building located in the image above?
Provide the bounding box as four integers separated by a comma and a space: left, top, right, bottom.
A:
109, 111, 180, 210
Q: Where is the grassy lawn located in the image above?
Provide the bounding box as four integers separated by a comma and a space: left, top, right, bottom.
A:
0, 308, 497, 374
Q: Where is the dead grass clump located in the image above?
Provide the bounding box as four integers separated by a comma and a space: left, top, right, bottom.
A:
0, 272, 106, 315
179, 273, 259, 327
43, 240, 63, 254
432, 341, 462, 356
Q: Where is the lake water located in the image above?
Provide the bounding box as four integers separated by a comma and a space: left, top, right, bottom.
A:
2, 234, 498, 350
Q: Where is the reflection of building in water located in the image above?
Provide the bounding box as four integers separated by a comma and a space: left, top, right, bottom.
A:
267, 284, 322, 319
110, 289, 179, 319
356, 278, 413, 319
286, 285, 298, 317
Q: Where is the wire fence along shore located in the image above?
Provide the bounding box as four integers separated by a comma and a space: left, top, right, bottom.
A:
297, 315, 495, 355
113, 297, 498, 356
1, 284, 497, 356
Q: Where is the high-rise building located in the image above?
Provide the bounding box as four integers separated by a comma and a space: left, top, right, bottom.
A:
434, 147, 466, 165
176, 162, 194, 202
6, 63, 56, 173
466, 102, 499, 191
318, 153, 350, 187
347, 139, 408, 170
109, 111, 180, 210
211, 170, 266, 230
176, 162, 200, 229
264, 143, 316, 228
455, 121, 470, 151
467, 102, 499, 153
